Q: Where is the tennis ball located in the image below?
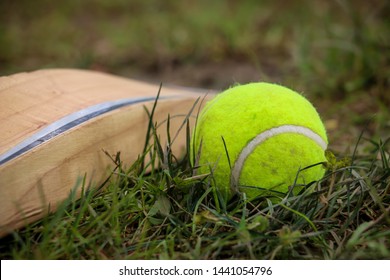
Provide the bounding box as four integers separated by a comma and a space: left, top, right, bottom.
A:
192, 82, 328, 201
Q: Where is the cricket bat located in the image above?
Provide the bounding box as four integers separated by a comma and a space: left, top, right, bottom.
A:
0, 69, 214, 237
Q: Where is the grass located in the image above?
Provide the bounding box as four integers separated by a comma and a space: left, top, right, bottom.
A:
0, 94, 389, 260
0, 0, 389, 259
1, 1, 389, 96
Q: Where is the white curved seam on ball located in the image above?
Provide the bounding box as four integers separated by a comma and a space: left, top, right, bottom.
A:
230, 124, 327, 189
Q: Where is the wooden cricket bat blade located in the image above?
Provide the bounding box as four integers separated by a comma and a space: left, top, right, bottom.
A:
0, 69, 213, 237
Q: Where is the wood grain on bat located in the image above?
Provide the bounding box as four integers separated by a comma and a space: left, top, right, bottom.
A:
0, 69, 211, 237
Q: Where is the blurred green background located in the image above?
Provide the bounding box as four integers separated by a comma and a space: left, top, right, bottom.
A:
1, 0, 389, 148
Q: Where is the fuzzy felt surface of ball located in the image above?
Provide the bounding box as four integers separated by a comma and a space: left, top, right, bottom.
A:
192, 82, 328, 201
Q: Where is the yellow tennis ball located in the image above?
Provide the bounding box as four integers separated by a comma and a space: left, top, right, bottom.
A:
192, 83, 328, 201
